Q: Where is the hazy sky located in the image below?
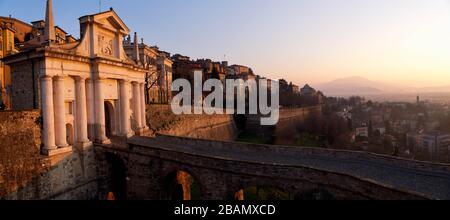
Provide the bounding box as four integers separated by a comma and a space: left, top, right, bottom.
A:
1, 0, 450, 87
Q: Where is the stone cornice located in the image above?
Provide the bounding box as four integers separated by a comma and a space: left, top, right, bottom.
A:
2, 47, 147, 73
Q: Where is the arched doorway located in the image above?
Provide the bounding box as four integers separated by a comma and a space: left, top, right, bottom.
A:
66, 123, 74, 145
104, 101, 115, 138
237, 186, 293, 200
105, 153, 127, 200
162, 170, 201, 200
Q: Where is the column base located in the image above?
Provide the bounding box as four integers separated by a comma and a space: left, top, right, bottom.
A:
96, 139, 112, 145
141, 127, 151, 136
56, 144, 69, 148
122, 131, 135, 138
42, 146, 73, 157
135, 128, 145, 136
75, 141, 93, 151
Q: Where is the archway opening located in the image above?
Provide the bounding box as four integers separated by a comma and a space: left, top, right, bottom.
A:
163, 170, 200, 200
65, 123, 74, 145
104, 101, 115, 138
105, 153, 127, 200
237, 186, 293, 200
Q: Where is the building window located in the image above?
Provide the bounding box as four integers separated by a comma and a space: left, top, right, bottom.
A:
65, 102, 74, 115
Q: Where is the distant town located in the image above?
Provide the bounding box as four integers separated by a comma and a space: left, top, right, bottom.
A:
326, 96, 450, 163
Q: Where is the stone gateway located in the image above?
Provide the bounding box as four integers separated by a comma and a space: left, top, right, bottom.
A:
2, 0, 148, 156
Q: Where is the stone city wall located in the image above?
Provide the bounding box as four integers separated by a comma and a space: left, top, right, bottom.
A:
275, 106, 321, 135
245, 106, 322, 137
0, 110, 42, 198
0, 110, 99, 200
146, 104, 238, 141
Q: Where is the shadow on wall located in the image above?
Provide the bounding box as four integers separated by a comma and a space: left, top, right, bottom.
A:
0, 110, 99, 200
104, 153, 127, 200
235, 186, 335, 201
162, 170, 201, 200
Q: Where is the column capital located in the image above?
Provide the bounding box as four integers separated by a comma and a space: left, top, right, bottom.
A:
53, 75, 66, 81
75, 76, 87, 82
40, 75, 53, 80
131, 81, 140, 85
119, 79, 131, 84
95, 77, 108, 82
85, 78, 95, 84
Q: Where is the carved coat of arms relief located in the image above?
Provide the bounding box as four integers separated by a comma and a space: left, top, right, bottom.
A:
98, 35, 114, 56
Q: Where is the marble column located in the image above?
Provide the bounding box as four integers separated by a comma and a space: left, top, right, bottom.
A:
86, 79, 95, 141
132, 82, 142, 134
41, 76, 57, 155
75, 77, 91, 149
139, 83, 148, 131
94, 78, 109, 144
119, 79, 133, 137
53, 76, 68, 148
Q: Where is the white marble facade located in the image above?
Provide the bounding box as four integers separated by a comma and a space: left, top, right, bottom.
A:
35, 5, 148, 155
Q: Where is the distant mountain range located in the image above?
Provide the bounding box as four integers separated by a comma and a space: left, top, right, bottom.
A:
315, 76, 450, 96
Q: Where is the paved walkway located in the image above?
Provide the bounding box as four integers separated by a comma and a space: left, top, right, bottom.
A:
130, 136, 450, 200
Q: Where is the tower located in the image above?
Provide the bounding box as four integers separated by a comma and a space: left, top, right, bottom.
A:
134, 32, 140, 63
44, 0, 56, 43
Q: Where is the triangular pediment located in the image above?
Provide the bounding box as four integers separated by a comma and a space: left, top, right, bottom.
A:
80, 9, 130, 34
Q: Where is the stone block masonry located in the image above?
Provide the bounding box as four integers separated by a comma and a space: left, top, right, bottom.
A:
10, 61, 40, 110
0, 110, 99, 199
146, 104, 238, 141
244, 106, 322, 138
0, 110, 42, 198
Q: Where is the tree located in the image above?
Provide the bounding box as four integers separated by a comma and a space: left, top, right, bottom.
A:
368, 120, 373, 137
303, 111, 323, 135
326, 116, 339, 145
144, 62, 159, 104
440, 112, 450, 133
